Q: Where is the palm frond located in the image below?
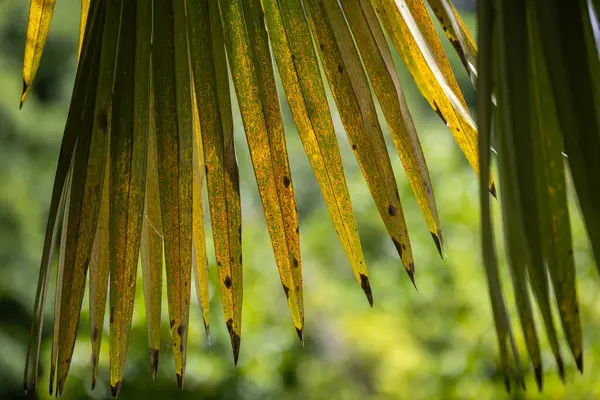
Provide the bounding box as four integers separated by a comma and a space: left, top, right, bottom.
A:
20, 0, 600, 396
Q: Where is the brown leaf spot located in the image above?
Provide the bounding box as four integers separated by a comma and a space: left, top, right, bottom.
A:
92, 327, 99, 342
293, 258, 299, 269
170, 319, 176, 328
352, 144, 357, 150
338, 64, 343, 74
388, 204, 396, 216
110, 306, 115, 324
224, 276, 232, 289
392, 238, 403, 259
283, 284, 290, 298
283, 176, 291, 188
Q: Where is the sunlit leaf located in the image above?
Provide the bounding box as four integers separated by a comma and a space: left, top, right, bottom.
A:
372, 0, 494, 193
262, 0, 373, 305
343, 0, 444, 256
21, 0, 56, 106
241, 0, 304, 339
152, 0, 194, 387
427, 0, 478, 80
187, 0, 243, 363
305, 0, 416, 283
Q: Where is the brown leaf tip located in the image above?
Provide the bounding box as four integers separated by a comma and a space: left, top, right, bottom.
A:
176, 373, 184, 389
407, 264, 418, 292
359, 273, 373, 307
576, 351, 583, 373
150, 348, 159, 381
556, 356, 565, 382
534, 364, 543, 392
226, 318, 241, 365
430, 231, 444, 259
490, 183, 497, 199
296, 327, 304, 345
110, 381, 121, 398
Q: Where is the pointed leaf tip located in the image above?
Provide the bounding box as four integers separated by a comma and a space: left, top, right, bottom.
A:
296, 327, 304, 345
576, 351, 583, 373
557, 356, 565, 382
431, 231, 444, 258
226, 318, 241, 365
534, 364, 543, 392
176, 373, 183, 389
110, 381, 121, 398
359, 273, 373, 307
150, 349, 159, 381
490, 182, 497, 198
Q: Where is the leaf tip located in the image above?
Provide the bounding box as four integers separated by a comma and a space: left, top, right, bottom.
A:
204, 321, 211, 345
534, 363, 543, 392
430, 231, 444, 258
296, 327, 304, 345
150, 348, 159, 382
557, 355, 565, 382
176, 373, 184, 389
490, 182, 497, 199
110, 381, 121, 398
226, 318, 241, 365
407, 264, 418, 292
576, 351, 584, 373
359, 273, 373, 307
20, 79, 27, 108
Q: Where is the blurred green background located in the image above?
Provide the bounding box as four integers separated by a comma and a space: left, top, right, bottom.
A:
1, 1, 600, 399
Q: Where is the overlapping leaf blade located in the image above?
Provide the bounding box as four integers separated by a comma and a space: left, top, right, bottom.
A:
192, 91, 211, 341
108, 0, 150, 393
187, 0, 243, 363
219, 0, 304, 339
427, 0, 477, 79
140, 91, 164, 380
152, 0, 194, 386
476, 0, 523, 389
242, 0, 304, 339
371, 0, 494, 193
261, 0, 372, 305
342, 0, 444, 256
305, 0, 415, 282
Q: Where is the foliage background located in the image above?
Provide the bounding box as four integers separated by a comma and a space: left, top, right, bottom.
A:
0, 1, 599, 399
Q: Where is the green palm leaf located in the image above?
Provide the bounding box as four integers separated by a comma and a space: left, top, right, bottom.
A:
20, 0, 600, 395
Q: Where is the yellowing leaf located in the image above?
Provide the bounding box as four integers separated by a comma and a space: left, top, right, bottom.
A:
140, 91, 164, 380
305, 0, 415, 282
344, 0, 444, 255
152, 0, 194, 386
242, 0, 304, 339
88, 143, 110, 389
21, 0, 57, 106
188, 0, 243, 364
262, 0, 372, 305
427, 0, 477, 79
372, 0, 494, 192
192, 91, 211, 341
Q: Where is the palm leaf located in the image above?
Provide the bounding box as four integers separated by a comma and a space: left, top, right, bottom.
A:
20, 0, 600, 395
